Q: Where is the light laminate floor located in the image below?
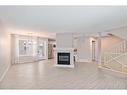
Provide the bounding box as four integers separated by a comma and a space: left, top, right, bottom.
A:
0, 59, 127, 89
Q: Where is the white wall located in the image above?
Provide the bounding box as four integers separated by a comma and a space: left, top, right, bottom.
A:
110, 27, 127, 40
56, 33, 94, 62
7, 27, 56, 39
74, 34, 99, 62
74, 35, 122, 62
74, 36, 92, 62
56, 33, 73, 48
101, 35, 123, 52
0, 26, 10, 81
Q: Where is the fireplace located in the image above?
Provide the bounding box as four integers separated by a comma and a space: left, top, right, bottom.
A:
54, 48, 74, 68
57, 53, 70, 65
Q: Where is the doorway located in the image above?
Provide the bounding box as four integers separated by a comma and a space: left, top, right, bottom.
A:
92, 40, 96, 61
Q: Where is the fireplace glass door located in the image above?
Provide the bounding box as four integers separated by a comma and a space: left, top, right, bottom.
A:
58, 53, 70, 65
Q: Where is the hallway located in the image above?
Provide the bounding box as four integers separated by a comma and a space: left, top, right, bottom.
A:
0, 60, 127, 89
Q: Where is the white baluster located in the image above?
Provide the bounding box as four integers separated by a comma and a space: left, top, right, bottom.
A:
101, 40, 127, 70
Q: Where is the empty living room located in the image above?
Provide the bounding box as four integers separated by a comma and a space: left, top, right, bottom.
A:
1, 0, 127, 95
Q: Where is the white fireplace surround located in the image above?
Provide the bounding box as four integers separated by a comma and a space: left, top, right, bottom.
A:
54, 48, 74, 68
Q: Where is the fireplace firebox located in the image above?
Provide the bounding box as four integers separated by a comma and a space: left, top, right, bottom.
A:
57, 53, 70, 65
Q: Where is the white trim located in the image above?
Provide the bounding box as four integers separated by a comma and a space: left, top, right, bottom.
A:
55, 64, 74, 68
54, 48, 74, 51
0, 64, 10, 82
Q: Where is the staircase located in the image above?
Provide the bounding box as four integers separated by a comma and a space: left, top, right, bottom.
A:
101, 40, 127, 74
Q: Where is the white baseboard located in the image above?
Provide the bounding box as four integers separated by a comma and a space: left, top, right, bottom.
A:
0, 65, 10, 82
77, 59, 92, 63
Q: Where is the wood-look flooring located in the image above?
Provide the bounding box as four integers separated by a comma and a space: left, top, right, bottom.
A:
0, 60, 127, 89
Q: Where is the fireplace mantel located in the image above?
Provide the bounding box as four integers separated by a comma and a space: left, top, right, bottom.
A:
54, 48, 74, 68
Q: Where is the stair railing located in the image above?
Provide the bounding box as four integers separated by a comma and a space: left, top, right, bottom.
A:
101, 40, 127, 73
102, 40, 127, 63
